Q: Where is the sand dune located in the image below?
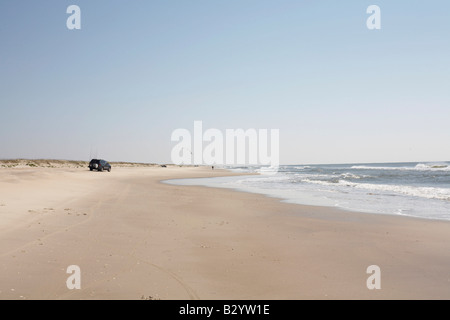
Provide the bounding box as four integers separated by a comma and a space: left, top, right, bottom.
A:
0, 159, 164, 169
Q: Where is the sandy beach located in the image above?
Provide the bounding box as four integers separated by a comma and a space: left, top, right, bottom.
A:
1, 164, 450, 300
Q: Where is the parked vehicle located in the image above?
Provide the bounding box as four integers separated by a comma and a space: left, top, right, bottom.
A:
88, 159, 111, 172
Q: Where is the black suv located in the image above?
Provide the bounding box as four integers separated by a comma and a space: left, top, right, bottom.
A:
88, 159, 111, 172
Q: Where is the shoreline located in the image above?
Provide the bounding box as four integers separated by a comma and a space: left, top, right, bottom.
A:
163, 173, 450, 223
1, 166, 450, 299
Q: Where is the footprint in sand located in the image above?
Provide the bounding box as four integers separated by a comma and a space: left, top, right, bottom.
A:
65, 208, 72, 215
140, 295, 160, 300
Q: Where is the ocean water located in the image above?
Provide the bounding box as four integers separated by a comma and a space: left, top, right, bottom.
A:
165, 162, 450, 221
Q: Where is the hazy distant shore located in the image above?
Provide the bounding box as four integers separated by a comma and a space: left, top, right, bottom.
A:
0, 159, 172, 169
1, 165, 450, 299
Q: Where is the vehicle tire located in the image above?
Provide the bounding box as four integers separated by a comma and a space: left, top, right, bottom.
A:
108, 168, 111, 172
90, 168, 93, 171
99, 167, 103, 172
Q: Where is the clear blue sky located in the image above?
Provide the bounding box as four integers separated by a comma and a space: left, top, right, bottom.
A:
1, 1, 449, 164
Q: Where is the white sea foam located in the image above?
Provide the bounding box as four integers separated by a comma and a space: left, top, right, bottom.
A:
301, 178, 337, 186
351, 163, 450, 171
294, 173, 334, 179
414, 163, 449, 170
340, 172, 370, 179
301, 178, 450, 201
351, 165, 410, 171
255, 166, 280, 174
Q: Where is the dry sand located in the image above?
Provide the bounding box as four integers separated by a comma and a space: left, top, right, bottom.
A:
0, 164, 450, 300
